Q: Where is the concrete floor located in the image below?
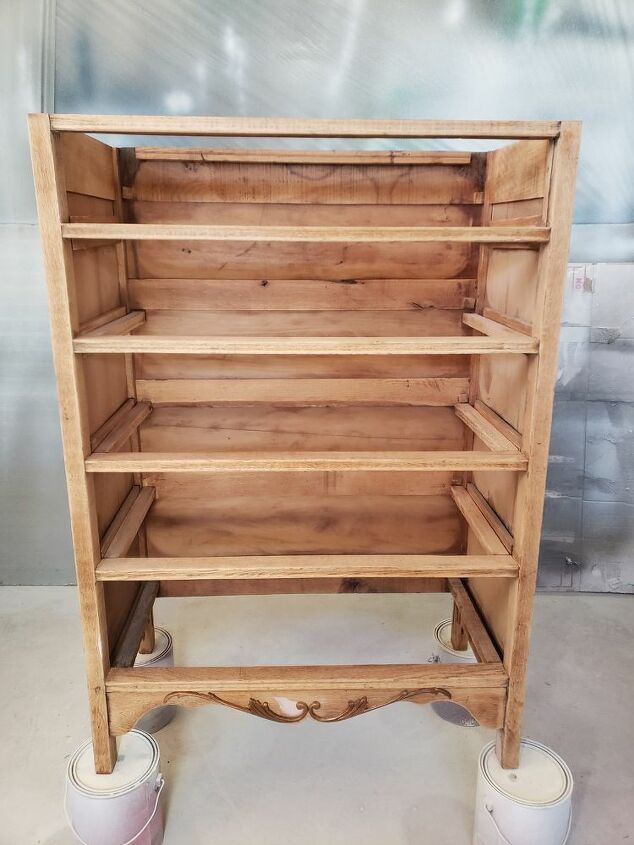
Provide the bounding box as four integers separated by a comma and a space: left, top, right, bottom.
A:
0, 588, 632, 844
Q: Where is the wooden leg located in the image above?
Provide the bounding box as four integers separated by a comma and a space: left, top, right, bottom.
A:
450, 600, 469, 651
139, 607, 156, 655
496, 722, 521, 769
93, 729, 118, 774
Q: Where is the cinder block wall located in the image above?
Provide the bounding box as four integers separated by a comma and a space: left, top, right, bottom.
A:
541, 264, 634, 592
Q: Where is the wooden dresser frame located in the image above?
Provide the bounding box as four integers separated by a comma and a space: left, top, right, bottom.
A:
29, 115, 580, 774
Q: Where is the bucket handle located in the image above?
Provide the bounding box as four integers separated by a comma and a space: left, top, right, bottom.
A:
65, 775, 165, 845
484, 802, 572, 845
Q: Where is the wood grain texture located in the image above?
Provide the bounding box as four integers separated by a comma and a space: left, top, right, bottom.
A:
448, 579, 501, 663
49, 114, 560, 138
127, 200, 481, 230
473, 400, 523, 450
495, 122, 581, 768
137, 309, 462, 337
101, 486, 155, 559
463, 313, 539, 350
111, 582, 159, 668
73, 334, 538, 355
133, 239, 476, 280
78, 309, 145, 338
139, 406, 463, 454
97, 553, 517, 581
127, 161, 482, 205
57, 132, 116, 200
135, 148, 474, 164
466, 482, 514, 553
487, 140, 551, 203
145, 494, 461, 557
62, 222, 550, 243
28, 114, 117, 772
86, 450, 528, 473
137, 378, 469, 406
454, 404, 521, 452
156, 577, 448, 597
93, 401, 151, 453
31, 116, 578, 780
451, 486, 509, 555
143, 470, 458, 499
107, 663, 506, 697
128, 277, 476, 312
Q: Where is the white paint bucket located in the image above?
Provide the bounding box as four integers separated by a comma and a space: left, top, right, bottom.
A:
473, 739, 573, 845
134, 628, 176, 734
430, 618, 479, 727
65, 730, 165, 845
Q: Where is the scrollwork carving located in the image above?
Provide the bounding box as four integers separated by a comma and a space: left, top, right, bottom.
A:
163, 687, 452, 724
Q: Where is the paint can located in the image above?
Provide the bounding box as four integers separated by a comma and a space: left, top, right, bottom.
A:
473, 739, 573, 845
430, 618, 479, 726
65, 730, 165, 845
134, 628, 176, 733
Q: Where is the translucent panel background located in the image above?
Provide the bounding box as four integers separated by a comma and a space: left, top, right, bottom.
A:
53, 0, 634, 224
1, 0, 633, 587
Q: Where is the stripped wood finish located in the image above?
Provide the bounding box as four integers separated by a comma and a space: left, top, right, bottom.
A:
62, 223, 550, 243
97, 553, 518, 581
73, 334, 539, 355
85, 450, 528, 473
30, 115, 578, 777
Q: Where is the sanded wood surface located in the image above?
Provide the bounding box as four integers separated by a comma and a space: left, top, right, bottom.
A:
73, 334, 538, 355
135, 148, 474, 164
97, 553, 517, 581
107, 662, 507, 693
62, 222, 550, 243
100, 486, 155, 559
137, 378, 469, 406
448, 579, 501, 663
128, 277, 476, 312
111, 582, 160, 668
451, 487, 509, 556
77, 309, 145, 338
86, 450, 528, 473
50, 114, 561, 138
31, 115, 578, 776
454, 404, 521, 452
93, 401, 151, 453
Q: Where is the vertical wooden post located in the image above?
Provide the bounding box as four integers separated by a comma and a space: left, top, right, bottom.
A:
497, 123, 581, 768
139, 608, 156, 654
450, 602, 469, 651
28, 114, 117, 773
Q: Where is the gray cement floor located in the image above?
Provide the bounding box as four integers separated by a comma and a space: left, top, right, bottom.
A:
0, 588, 632, 844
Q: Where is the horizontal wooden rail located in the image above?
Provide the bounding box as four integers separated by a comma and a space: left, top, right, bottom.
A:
100, 486, 156, 558
134, 148, 474, 165
62, 223, 550, 244
93, 401, 151, 454
73, 334, 538, 355
48, 114, 561, 138
77, 310, 145, 338
451, 487, 510, 556
454, 404, 521, 452
137, 377, 469, 406
96, 553, 518, 581
85, 450, 528, 473
106, 662, 507, 694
